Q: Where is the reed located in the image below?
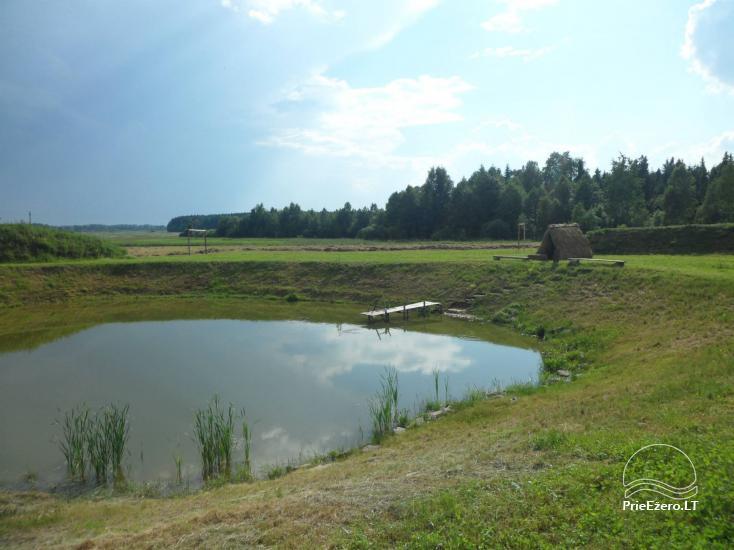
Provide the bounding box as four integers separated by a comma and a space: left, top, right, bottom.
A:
368, 367, 399, 443
59, 405, 90, 482
87, 414, 109, 484
240, 407, 252, 479
104, 404, 130, 482
173, 454, 183, 484
193, 396, 236, 481
432, 369, 440, 404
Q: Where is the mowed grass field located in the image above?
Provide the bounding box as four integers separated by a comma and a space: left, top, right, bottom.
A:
0, 237, 733, 548
88, 230, 527, 249
4, 235, 734, 282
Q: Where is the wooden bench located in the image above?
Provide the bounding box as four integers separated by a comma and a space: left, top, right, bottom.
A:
568, 257, 625, 267
493, 255, 530, 261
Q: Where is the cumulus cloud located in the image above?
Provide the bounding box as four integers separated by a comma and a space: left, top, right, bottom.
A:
681, 0, 734, 93
481, 0, 558, 33
471, 45, 553, 61
260, 73, 473, 168
221, 0, 344, 25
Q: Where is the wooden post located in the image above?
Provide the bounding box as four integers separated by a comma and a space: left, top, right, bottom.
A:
188, 233, 191, 256
204, 231, 208, 254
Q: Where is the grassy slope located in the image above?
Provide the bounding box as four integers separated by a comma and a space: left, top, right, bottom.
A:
0, 253, 733, 548
0, 225, 124, 263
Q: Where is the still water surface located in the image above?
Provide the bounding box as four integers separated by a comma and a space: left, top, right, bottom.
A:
0, 319, 541, 486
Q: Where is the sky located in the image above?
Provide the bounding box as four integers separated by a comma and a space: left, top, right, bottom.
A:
1, 0, 733, 225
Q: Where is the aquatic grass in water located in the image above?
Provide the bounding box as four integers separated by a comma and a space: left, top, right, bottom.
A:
433, 369, 440, 404
194, 396, 236, 481
87, 416, 109, 484
174, 454, 183, 484
104, 404, 130, 482
59, 404, 90, 482
240, 407, 252, 480
86, 404, 130, 485
368, 367, 399, 443
58, 403, 130, 485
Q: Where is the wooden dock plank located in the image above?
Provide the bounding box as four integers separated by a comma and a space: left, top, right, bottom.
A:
493, 255, 530, 261
568, 257, 625, 267
360, 301, 441, 317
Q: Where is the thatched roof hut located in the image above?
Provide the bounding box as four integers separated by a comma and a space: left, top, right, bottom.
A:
537, 223, 593, 261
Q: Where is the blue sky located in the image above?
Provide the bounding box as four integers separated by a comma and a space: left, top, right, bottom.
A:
1, 0, 733, 225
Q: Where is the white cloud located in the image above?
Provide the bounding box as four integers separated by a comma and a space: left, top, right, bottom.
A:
475, 117, 523, 131
481, 0, 558, 33
364, 0, 441, 49
221, 0, 344, 25
260, 73, 473, 168
681, 0, 734, 94
471, 45, 553, 61
654, 130, 734, 166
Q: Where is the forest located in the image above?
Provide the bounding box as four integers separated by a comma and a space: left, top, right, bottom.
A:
167, 151, 734, 240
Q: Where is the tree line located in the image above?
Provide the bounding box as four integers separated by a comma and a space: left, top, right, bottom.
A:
166, 151, 734, 240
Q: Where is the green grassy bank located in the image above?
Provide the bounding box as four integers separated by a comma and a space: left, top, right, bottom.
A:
0, 225, 124, 263
0, 254, 732, 548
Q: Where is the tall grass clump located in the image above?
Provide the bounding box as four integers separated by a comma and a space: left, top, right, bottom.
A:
424, 368, 449, 412
240, 407, 252, 479
59, 405, 90, 482
194, 396, 236, 481
87, 404, 130, 484
104, 404, 130, 482
87, 417, 109, 484
368, 367, 399, 443
58, 403, 130, 485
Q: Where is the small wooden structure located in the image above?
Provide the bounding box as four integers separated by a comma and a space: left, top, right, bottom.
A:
493, 254, 530, 261
537, 223, 592, 261
568, 257, 625, 267
185, 228, 209, 255
361, 301, 442, 323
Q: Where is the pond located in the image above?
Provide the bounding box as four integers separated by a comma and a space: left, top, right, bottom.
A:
0, 314, 541, 488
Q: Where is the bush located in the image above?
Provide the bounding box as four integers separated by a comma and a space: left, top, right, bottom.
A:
0, 224, 124, 262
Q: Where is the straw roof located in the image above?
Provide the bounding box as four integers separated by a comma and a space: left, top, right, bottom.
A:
537, 223, 593, 261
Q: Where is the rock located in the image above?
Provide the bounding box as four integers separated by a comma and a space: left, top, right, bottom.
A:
511, 396, 518, 402
362, 444, 380, 452
486, 391, 505, 399
393, 426, 407, 434
428, 406, 452, 420
557, 369, 571, 377
413, 417, 425, 426
445, 311, 480, 321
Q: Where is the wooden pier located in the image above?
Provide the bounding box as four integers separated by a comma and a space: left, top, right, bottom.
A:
361, 301, 442, 322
